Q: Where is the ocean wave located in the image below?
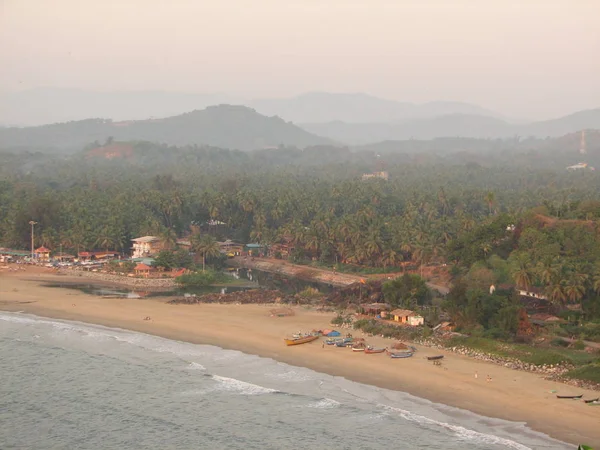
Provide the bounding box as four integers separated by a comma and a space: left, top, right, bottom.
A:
265, 368, 315, 382
211, 375, 279, 395
187, 362, 206, 371
305, 398, 341, 409
379, 404, 532, 450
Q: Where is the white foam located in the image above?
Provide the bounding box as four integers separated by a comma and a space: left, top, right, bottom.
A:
265, 369, 315, 382
380, 404, 532, 450
211, 375, 278, 395
187, 362, 206, 371
305, 398, 341, 409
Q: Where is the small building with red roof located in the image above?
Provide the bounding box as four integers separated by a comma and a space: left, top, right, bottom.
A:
134, 262, 154, 277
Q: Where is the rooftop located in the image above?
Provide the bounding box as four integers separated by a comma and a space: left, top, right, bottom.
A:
390, 309, 415, 317
131, 236, 160, 243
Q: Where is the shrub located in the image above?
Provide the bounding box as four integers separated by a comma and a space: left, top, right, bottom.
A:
565, 364, 600, 384
573, 340, 585, 350
550, 338, 569, 348
176, 270, 228, 287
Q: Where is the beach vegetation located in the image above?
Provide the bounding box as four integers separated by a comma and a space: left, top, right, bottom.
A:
565, 364, 600, 384
382, 273, 431, 308
175, 270, 229, 287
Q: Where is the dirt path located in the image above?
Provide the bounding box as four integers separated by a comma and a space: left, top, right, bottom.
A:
228, 257, 450, 294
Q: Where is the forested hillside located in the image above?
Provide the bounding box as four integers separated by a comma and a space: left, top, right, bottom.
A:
0, 105, 332, 151
2, 137, 600, 329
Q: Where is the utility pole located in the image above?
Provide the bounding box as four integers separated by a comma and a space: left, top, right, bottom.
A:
29, 221, 37, 261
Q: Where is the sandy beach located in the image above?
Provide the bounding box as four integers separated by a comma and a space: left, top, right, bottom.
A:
1, 268, 599, 447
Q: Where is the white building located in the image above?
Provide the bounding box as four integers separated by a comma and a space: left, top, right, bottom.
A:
131, 236, 163, 258
362, 171, 389, 181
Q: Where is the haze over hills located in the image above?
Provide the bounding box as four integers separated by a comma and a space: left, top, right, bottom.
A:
0, 105, 332, 152
0, 88, 509, 127
249, 92, 509, 123
301, 109, 600, 144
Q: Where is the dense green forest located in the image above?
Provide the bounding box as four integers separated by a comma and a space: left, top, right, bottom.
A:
1, 137, 600, 327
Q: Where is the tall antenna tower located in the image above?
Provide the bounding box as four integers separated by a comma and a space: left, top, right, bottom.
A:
579, 130, 587, 155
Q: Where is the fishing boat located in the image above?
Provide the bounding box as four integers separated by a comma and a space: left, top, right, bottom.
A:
351, 343, 366, 352
326, 338, 343, 345
427, 355, 444, 361
556, 394, 583, 399
584, 398, 599, 404
389, 351, 414, 358
335, 338, 354, 347
364, 346, 386, 354
284, 335, 319, 346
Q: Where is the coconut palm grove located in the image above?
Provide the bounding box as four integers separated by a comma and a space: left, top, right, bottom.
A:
1, 137, 600, 347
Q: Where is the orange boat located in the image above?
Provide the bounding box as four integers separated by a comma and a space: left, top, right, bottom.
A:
284, 335, 319, 346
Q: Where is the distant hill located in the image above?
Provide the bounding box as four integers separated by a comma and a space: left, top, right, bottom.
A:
0, 89, 506, 126
249, 92, 505, 123
0, 88, 237, 126
301, 109, 600, 144
0, 105, 332, 151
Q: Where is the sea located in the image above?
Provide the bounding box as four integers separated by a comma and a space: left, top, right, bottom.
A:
0, 312, 570, 450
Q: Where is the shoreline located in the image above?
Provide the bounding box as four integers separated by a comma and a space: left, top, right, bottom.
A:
1, 271, 599, 446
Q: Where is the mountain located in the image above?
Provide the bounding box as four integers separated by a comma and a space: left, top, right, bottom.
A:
0, 105, 332, 151
0, 89, 506, 126
0, 88, 237, 126
249, 92, 505, 123
301, 109, 600, 144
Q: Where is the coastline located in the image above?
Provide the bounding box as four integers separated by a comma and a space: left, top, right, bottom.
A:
1, 271, 599, 447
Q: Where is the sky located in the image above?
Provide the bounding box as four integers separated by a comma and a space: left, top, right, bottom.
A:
1, 0, 599, 119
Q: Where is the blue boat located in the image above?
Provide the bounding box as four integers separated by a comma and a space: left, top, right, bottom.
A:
335, 338, 353, 347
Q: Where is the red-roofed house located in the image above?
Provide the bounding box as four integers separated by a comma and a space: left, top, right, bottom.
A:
134, 263, 154, 277
170, 268, 188, 278
35, 246, 51, 262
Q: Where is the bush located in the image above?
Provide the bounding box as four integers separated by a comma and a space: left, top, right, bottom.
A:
331, 315, 344, 325
573, 340, 585, 350
565, 364, 600, 384
550, 338, 569, 348
176, 270, 228, 287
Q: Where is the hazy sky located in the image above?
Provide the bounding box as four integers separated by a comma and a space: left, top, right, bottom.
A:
1, 0, 599, 119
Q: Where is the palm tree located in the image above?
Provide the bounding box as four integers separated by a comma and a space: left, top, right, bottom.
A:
159, 227, 178, 250
564, 274, 586, 304
485, 191, 495, 215
191, 234, 221, 272
511, 253, 533, 290
547, 281, 567, 306
593, 265, 600, 294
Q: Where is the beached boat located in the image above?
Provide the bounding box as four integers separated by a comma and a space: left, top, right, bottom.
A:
335, 338, 354, 347
364, 347, 386, 354
351, 342, 366, 352
326, 338, 343, 345
584, 398, 599, 404
389, 351, 413, 358
284, 335, 319, 346
427, 355, 444, 361
556, 394, 583, 399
